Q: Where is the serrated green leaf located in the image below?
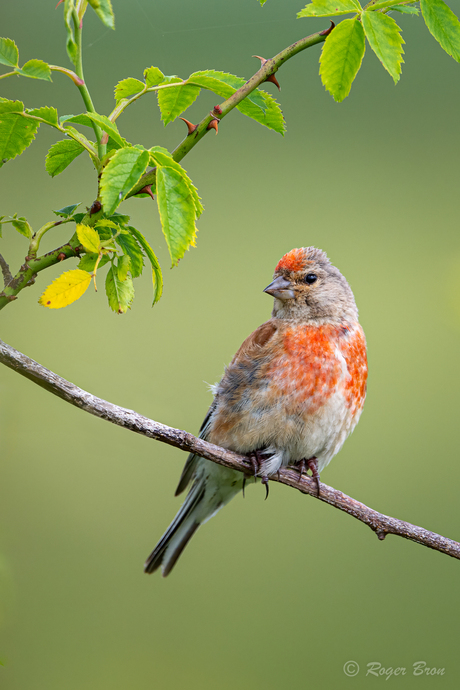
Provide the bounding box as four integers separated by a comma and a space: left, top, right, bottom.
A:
88, 0, 115, 28
188, 70, 267, 114
53, 203, 81, 218
362, 11, 404, 83
144, 66, 164, 87
420, 0, 460, 62
115, 232, 144, 278
60, 113, 93, 127
84, 112, 125, 147
105, 265, 134, 313
77, 253, 109, 272
0, 38, 19, 67
117, 254, 131, 281
297, 0, 361, 18
45, 139, 84, 177
187, 70, 284, 133
100, 147, 150, 215
157, 78, 200, 125
127, 226, 163, 304
63, 0, 78, 65
156, 166, 197, 267
12, 217, 32, 239
320, 17, 365, 102
61, 125, 97, 158
16, 59, 52, 81
0, 102, 39, 167
391, 4, 419, 14
76, 224, 101, 253
370, 0, 417, 9
108, 211, 130, 225
27, 106, 59, 126
150, 147, 203, 217
114, 78, 144, 101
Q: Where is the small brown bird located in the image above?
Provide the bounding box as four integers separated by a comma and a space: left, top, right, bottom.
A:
145, 247, 367, 576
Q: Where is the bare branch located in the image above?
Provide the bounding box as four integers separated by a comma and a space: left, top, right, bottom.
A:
1, 336, 459, 561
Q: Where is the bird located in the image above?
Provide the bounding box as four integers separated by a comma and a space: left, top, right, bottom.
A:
144, 247, 368, 576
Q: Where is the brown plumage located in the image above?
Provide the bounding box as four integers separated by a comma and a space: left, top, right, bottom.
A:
145, 247, 367, 576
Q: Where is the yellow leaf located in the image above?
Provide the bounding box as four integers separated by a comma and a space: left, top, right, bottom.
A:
39, 269, 92, 309
76, 223, 101, 253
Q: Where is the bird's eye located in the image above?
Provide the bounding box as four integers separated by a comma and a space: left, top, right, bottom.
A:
304, 273, 317, 284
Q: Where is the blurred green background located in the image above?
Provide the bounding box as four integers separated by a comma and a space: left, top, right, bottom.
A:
1, 1, 460, 688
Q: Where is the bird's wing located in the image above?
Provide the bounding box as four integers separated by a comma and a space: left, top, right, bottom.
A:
174, 320, 279, 496
174, 399, 217, 496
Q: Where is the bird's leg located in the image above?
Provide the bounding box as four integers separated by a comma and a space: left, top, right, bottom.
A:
248, 450, 270, 500
296, 458, 306, 482
306, 457, 320, 497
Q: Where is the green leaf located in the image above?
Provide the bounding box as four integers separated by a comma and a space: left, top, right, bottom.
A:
297, 0, 361, 18
420, 0, 460, 62
370, 0, 417, 9
362, 11, 404, 83
84, 112, 125, 147
60, 113, 93, 127
61, 125, 97, 158
16, 59, 52, 81
100, 147, 150, 215
0, 38, 19, 67
150, 147, 203, 217
12, 217, 32, 239
127, 226, 163, 304
0, 101, 39, 166
108, 211, 130, 225
63, 0, 78, 65
144, 66, 165, 87
53, 203, 81, 218
320, 17, 366, 102
391, 4, 419, 14
76, 224, 101, 253
27, 106, 59, 127
187, 70, 284, 133
156, 166, 197, 267
45, 139, 84, 177
188, 70, 266, 114
115, 232, 144, 278
117, 254, 131, 281
77, 252, 109, 272
105, 264, 134, 313
157, 77, 200, 125
114, 78, 144, 102
88, 0, 115, 29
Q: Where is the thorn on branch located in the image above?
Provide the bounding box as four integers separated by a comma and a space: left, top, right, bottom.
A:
136, 184, 155, 201
213, 105, 223, 116
57, 252, 66, 262
376, 529, 387, 541
0, 253, 13, 287
179, 118, 198, 136
319, 21, 335, 37
253, 55, 281, 90
207, 118, 219, 134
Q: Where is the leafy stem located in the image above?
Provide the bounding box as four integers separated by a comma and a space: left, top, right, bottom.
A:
108, 81, 188, 123
28, 218, 73, 260
72, 7, 106, 159
128, 27, 331, 198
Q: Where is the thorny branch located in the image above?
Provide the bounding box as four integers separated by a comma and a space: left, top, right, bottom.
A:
1, 337, 459, 562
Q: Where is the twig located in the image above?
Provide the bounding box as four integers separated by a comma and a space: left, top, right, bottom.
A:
0, 337, 459, 561
0, 253, 13, 287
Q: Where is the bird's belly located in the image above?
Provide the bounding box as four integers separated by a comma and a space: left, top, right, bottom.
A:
209, 386, 361, 474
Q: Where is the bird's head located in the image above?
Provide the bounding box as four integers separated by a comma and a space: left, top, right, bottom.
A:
264, 247, 358, 323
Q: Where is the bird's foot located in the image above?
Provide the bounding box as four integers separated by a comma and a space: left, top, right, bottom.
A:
247, 450, 270, 500
294, 457, 320, 497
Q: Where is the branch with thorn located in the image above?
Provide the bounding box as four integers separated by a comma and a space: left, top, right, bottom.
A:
1, 337, 459, 562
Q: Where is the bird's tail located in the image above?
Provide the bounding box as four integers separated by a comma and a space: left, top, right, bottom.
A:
144, 459, 244, 577
144, 480, 206, 577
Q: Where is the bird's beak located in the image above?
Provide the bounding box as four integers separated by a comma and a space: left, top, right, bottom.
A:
263, 275, 296, 301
